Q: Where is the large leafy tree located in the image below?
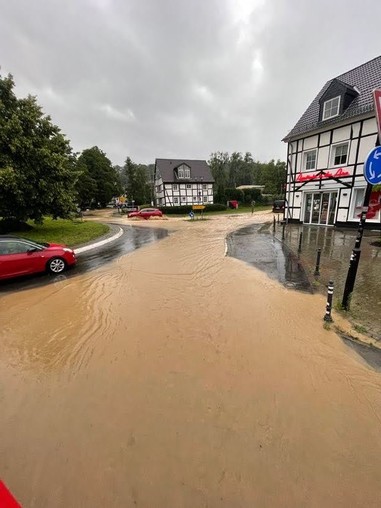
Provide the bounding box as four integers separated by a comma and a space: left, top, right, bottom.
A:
75, 146, 122, 207
0, 73, 78, 223
208, 151, 286, 202
124, 157, 151, 205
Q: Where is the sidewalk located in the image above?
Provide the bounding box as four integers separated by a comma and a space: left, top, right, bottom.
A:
274, 221, 381, 340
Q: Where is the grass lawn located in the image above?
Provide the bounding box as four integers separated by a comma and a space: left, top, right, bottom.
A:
14, 218, 109, 247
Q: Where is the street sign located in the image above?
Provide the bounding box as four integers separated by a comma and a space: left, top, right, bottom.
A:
192, 205, 205, 210
373, 88, 381, 141
364, 146, 381, 185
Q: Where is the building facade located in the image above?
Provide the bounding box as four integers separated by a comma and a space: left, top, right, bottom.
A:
283, 56, 381, 228
154, 159, 214, 207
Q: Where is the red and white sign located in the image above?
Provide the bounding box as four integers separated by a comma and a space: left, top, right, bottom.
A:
296, 167, 350, 183
373, 88, 381, 142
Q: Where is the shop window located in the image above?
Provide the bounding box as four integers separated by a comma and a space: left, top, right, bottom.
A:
351, 188, 365, 219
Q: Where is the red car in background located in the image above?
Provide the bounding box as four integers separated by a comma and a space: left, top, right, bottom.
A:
0, 236, 77, 281
128, 208, 163, 219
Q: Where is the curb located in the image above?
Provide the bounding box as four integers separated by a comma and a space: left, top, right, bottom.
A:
74, 226, 124, 254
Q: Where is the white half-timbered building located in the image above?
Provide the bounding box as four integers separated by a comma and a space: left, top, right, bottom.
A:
154, 159, 214, 207
283, 56, 381, 229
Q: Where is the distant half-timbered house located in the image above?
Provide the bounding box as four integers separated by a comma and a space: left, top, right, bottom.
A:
154, 159, 214, 207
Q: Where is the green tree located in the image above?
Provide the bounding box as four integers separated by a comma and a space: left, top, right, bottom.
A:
0, 73, 77, 223
208, 151, 229, 203
209, 151, 286, 203
76, 147, 122, 207
124, 157, 151, 205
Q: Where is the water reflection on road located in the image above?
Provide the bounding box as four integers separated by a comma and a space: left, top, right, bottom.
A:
227, 224, 311, 291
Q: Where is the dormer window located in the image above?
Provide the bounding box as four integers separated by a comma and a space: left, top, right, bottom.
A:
322, 96, 340, 120
176, 164, 190, 179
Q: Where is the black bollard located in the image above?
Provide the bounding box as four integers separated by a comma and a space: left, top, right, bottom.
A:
342, 248, 361, 310
314, 248, 322, 276
277, 215, 280, 225
324, 280, 334, 322
298, 231, 303, 253
282, 222, 286, 240
273, 216, 276, 233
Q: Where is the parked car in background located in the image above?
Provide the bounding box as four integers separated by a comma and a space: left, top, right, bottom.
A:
272, 200, 286, 213
128, 208, 163, 219
0, 236, 77, 280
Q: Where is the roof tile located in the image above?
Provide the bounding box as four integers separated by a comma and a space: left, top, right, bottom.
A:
283, 56, 381, 141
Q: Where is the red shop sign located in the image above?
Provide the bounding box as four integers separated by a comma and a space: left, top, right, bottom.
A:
296, 168, 350, 183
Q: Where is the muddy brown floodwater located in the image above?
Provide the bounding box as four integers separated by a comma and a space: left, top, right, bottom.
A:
1, 213, 381, 507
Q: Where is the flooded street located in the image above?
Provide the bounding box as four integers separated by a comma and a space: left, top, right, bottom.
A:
2, 213, 381, 507
276, 224, 381, 339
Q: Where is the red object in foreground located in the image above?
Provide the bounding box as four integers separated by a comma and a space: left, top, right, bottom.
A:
0, 236, 77, 281
0, 481, 22, 507
128, 208, 163, 219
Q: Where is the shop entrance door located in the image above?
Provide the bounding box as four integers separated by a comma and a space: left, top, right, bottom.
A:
303, 192, 337, 225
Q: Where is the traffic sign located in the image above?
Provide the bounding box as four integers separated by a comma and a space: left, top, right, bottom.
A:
364, 146, 381, 185
192, 205, 205, 210
373, 88, 381, 141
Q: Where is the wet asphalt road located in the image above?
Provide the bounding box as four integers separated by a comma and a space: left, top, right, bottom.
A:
0, 224, 168, 293
226, 223, 312, 292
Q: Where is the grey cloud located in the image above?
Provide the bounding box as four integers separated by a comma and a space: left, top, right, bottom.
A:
1, 0, 380, 165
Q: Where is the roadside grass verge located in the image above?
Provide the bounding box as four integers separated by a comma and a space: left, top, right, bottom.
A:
6, 218, 109, 247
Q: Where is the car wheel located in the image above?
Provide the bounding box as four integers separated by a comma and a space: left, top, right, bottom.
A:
47, 257, 67, 274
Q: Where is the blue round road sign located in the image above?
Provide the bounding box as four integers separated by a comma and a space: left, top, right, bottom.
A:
364, 146, 381, 185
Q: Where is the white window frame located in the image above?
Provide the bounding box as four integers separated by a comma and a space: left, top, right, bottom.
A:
322, 96, 341, 120
181, 196, 186, 202
202, 184, 207, 189
173, 197, 179, 204
184, 168, 190, 178
203, 196, 208, 203
331, 142, 349, 167
351, 188, 366, 220
186, 184, 192, 189
304, 149, 317, 170
178, 168, 184, 178
173, 184, 178, 190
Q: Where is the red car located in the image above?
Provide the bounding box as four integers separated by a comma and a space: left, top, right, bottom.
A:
128, 208, 163, 219
0, 236, 77, 280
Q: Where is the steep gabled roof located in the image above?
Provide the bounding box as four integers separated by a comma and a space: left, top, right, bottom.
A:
155, 158, 214, 183
283, 55, 381, 141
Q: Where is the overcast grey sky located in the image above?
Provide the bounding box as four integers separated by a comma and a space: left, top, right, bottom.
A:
1, 0, 380, 165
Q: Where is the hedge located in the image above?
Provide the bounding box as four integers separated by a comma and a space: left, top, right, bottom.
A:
159, 203, 227, 214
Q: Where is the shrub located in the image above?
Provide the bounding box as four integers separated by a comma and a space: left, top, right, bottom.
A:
159, 205, 193, 214
159, 203, 227, 214
205, 203, 227, 211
